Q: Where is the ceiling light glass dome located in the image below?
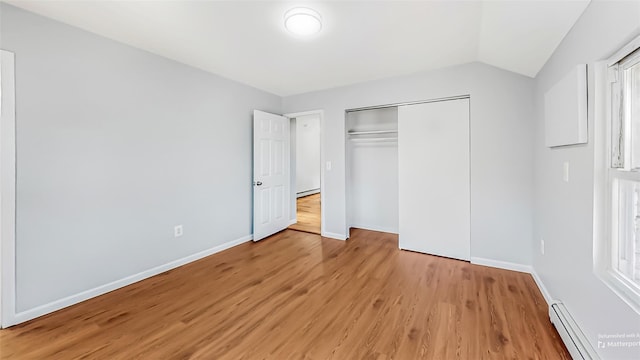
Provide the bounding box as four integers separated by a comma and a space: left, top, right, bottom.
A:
284, 8, 322, 36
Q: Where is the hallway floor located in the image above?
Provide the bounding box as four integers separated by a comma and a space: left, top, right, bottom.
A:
288, 193, 321, 234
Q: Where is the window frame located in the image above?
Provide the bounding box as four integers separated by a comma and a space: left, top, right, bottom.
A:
594, 35, 640, 315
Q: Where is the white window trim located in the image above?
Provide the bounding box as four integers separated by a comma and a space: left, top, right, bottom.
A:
594, 34, 640, 315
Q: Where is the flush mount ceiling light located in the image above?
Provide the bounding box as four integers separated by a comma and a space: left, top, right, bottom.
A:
284, 7, 322, 37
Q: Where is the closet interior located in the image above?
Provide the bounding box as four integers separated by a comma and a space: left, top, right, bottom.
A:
346, 106, 399, 236
345, 97, 471, 261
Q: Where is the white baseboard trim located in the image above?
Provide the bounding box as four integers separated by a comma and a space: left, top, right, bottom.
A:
470, 257, 532, 274
349, 224, 399, 235
8, 234, 253, 327
531, 270, 554, 306
470, 257, 555, 306
288, 219, 297, 226
296, 189, 320, 198
321, 231, 347, 241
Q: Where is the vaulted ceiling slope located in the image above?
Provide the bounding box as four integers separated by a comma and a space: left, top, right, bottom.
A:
4, 0, 590, 96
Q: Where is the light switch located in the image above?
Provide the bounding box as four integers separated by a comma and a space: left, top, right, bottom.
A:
326, 161, 332, 171
563, 162, 570, 182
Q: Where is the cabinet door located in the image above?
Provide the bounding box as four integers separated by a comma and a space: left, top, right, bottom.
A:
398, 99, 470, 261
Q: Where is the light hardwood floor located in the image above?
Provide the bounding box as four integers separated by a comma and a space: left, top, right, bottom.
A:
288, 193, 321, 235
0, 229, 569, 359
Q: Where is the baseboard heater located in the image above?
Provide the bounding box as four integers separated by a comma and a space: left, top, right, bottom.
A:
549, 302, 599, 359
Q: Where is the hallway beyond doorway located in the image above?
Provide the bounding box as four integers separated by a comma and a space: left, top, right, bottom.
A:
289, 194, 320, 235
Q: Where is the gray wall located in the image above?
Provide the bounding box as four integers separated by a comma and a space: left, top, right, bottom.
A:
283, 62, 535, 265
532, 1, 640, 358
0, 4, 281, 312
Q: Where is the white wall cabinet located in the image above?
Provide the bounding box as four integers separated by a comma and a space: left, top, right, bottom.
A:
544, 64, 588, 148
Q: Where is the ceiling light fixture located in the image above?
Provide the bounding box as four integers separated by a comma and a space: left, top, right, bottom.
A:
284, 7, 322, 37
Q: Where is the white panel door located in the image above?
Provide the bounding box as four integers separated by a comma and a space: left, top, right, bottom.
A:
253, 110, 290, 241
398, 99, 470, 261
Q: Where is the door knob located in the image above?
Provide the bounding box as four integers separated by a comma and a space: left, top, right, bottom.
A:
255, 181, 263, 186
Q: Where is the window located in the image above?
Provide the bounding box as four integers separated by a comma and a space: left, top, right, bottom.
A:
601, 42, 640, 312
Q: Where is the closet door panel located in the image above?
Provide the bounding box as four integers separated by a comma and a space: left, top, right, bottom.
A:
398, 99, 470, 261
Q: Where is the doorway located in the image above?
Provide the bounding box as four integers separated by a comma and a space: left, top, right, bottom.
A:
287, 111, 323, 235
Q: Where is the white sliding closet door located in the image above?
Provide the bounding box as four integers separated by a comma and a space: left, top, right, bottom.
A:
398, 99, 470, 261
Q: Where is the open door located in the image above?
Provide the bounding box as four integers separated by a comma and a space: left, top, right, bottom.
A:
253, 110, 290, 241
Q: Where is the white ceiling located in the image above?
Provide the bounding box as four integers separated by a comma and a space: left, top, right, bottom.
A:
4, 0, 590, 96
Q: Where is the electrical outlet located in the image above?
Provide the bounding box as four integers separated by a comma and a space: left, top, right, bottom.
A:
541, 239, 545, 255
174, 225, 183, 238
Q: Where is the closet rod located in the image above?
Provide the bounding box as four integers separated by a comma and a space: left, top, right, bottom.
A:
345, 95, 470, 113
350, 137, 397, 142
348, 130, 398, 135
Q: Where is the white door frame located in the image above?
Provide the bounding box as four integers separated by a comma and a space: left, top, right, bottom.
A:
284, 110, 325, 237
1, 49, 17, 328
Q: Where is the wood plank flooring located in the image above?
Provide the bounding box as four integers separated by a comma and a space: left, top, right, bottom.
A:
288, 193, 321, 234
0, 229, 569, 359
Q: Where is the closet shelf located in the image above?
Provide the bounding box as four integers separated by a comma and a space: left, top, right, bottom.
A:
347, 130, 398, 136
349, 137, 397, 142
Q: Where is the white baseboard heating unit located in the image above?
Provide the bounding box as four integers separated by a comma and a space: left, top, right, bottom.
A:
549, 302, 599, 359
